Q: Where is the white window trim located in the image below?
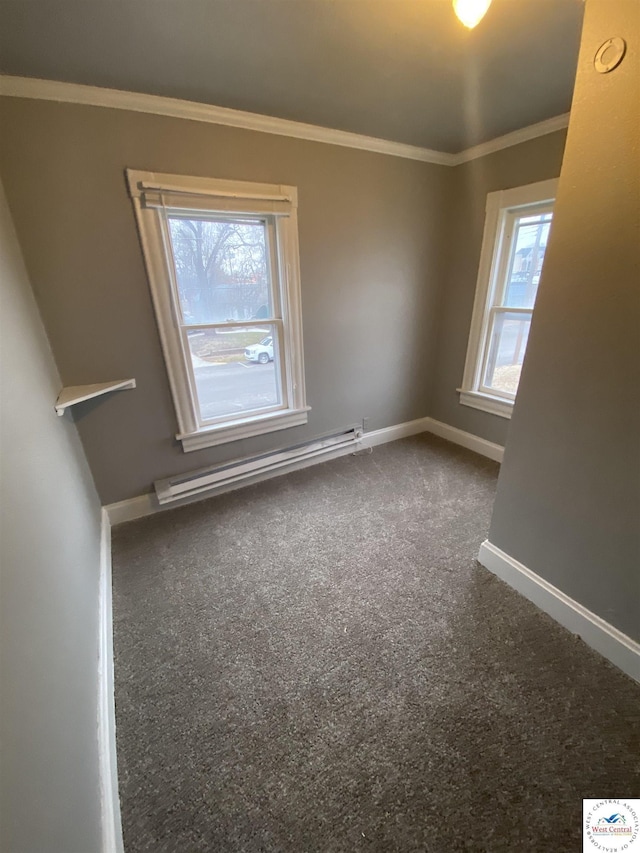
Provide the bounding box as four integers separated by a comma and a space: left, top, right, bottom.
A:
127, 170, 308, 451
459, 178, 558, 419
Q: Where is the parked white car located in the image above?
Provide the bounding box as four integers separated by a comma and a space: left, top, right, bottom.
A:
244, 336, 274, 364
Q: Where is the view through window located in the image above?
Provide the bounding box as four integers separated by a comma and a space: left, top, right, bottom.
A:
482, 209, 553, 396
168, 215, 283, 423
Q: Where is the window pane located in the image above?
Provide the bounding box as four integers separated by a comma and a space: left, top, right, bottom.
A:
168, 216, 273, 324
187, 325, 282, 421
483, 312, 531, 396
504, 213, 552, 309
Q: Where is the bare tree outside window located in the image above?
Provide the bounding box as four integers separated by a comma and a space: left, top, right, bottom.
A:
168, 217, 271, 325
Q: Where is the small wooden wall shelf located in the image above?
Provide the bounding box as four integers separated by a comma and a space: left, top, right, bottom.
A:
55, 379, 136, 416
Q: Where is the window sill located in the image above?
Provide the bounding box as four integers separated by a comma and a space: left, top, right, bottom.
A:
458, 389, 513, 420
178, 406, 311, 452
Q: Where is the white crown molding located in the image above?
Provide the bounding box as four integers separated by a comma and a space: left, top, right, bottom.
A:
0, 75, 569, 167
0, 75, 454, 166
450, 113, 570, 165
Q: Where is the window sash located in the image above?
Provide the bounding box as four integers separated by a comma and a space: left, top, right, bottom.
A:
478, 308, 533, 400
493, 204, 554, 307
180, 319, 289, 429
159, 208, 289, 429
164, 212, 281, 327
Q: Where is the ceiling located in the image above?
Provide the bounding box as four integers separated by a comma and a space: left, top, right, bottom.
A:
0, 0, 584, 153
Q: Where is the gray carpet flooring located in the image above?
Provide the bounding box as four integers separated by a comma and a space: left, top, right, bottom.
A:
112, 434, 640, 853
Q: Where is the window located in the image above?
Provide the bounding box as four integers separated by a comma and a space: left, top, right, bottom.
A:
459, 178, 557, 419
127, 171, 308, 451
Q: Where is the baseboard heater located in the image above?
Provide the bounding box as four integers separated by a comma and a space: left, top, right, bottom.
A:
154, 425, 363, 505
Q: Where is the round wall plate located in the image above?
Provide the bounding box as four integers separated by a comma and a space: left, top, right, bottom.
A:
594, 37, 626, 73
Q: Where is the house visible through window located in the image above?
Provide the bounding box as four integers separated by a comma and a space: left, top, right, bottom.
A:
459, 178, 557, 419
127, 171, 308, 451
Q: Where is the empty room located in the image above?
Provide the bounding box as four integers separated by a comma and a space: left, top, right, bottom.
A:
1, 0, 639, 851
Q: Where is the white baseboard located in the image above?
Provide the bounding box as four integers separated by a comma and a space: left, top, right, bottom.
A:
358, 416, 431, 448
478, 539, 640, 683
106, 492, 157, 526
98, 509, 124, 853
105, 415, 502, 525
424, 417, 504, 462
356, 415, 504, 461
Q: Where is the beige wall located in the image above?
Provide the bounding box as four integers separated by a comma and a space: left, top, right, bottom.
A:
0, 179, 103, 852
430, 129, 567, 447
488, 0, 640, 640
0, 99, 450, 504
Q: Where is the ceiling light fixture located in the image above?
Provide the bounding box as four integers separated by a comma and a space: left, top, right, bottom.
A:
453, 0, 492, 29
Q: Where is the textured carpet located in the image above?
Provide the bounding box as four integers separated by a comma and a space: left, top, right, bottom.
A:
112, 434, 640, 853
